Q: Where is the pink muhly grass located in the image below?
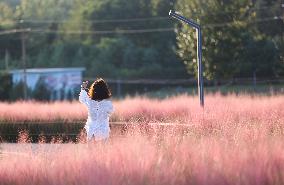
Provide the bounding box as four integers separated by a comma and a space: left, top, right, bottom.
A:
0, 100, 86, 123
17, 130, 31, 143
0, 128, 284, 185
0, 94, 283, 124
0, 94, 283, 184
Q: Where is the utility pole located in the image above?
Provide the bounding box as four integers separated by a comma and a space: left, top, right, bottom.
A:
5, 49, 9, 70
21, 32, 27, 100
0, 28, 30, 100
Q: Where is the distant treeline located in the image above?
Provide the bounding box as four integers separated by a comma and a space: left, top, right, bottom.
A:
0, 0, 283, 81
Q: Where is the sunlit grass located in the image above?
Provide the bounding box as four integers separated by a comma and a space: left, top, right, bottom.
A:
1, 123, 284, 185
0, 94, 283, 184
0, 93, 283, 123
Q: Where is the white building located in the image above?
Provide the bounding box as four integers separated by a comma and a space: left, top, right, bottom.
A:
10, 67, 85, 100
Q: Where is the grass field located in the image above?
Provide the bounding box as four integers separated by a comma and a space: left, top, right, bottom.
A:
0, 94, 284, 184
0, 93, 283, 123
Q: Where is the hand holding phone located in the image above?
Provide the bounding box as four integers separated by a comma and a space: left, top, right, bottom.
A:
81, 81, 89, 89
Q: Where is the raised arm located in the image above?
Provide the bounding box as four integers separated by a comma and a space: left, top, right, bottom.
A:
79, 81, 91, 106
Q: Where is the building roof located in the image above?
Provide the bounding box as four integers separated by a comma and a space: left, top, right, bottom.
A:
9, 67, 85, 74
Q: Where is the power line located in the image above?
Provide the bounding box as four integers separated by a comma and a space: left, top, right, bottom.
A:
0, 27, 175, 35
0, 5, 280, 27
31, 28, 174, 34
39, 16, 284, 33
0, 16, 282, 36
204, 16, 284, 28
12, 5, 277, 24
17, 16, 170, 24
0, 3, 278, 29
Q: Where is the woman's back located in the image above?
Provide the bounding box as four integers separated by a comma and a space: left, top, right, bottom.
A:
85, 97, 113, 122
79, 79, 114, 141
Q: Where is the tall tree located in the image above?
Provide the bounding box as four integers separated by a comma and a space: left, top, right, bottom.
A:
175, 0, 283, 80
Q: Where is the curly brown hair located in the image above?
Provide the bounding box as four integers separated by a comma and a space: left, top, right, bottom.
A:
88, 78, 112, 101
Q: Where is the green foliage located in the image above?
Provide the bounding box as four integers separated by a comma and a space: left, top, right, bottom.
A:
242, 37, 281, 77
32, 77, 51, 101
0, 2, 15, 28
0, 0, 283, 91
14, 0, 76, 53
176, 0, 283, 80
10, 81, 32, 100
254, 0, 283, 37
86, 36, 186, 79
60, 0, 188, 79
0, 0, 188, 81
1, 0, 20, 7
0, 72, 12, 100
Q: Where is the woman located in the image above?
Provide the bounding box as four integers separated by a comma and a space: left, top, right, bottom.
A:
79, 78, 114, 142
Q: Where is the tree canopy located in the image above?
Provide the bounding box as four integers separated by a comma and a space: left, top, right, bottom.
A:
176, 0, 283, 80
0, 0, 283, 80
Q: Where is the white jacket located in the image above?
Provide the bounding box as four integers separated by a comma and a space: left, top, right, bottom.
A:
79, 89, 114, 141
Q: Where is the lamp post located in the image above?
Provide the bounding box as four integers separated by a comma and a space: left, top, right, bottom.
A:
21, 32, 27, 100
169, 10, 204, 107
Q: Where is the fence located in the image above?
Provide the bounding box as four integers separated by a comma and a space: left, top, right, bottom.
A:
85, 77, 284, 97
